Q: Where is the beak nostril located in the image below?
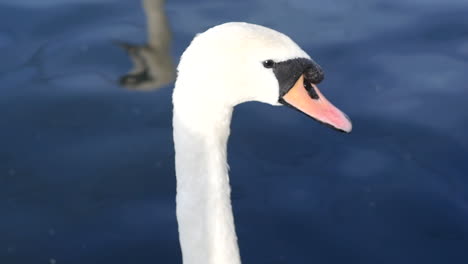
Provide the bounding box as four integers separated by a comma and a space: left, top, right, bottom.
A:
303, 78, 320, 100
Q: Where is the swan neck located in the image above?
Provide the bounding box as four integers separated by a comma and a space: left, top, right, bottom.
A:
173, 105, 241, 264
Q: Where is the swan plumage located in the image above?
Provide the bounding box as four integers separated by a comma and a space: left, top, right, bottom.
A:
173, 22, 351, 264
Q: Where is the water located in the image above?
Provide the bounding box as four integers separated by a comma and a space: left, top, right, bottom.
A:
1, 0, 468, 263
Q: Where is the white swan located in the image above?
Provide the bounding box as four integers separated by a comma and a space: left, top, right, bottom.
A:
173, 22, 352, 264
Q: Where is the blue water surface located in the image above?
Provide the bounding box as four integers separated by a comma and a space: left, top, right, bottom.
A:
1, 0, 468, 263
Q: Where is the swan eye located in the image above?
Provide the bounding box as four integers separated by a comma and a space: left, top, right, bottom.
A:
262, 60, 275, 68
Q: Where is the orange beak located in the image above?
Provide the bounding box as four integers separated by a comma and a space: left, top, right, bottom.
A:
282, 75, 352, 133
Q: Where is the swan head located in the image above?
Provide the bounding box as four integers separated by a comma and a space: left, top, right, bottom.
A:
174, 22, 352, 132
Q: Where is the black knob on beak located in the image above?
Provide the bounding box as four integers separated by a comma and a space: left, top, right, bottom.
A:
304, 64, 324, 84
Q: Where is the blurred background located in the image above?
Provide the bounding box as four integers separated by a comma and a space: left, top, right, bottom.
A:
1, 0, 468, 263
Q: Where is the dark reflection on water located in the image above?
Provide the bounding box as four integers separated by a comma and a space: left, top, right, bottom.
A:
118, 0, 175, 90
1, 0, 468, 263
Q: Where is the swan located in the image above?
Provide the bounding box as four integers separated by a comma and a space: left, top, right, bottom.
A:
173, 22, 352, 264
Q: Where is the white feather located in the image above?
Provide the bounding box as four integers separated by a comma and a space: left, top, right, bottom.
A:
173, 22, 312, 264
